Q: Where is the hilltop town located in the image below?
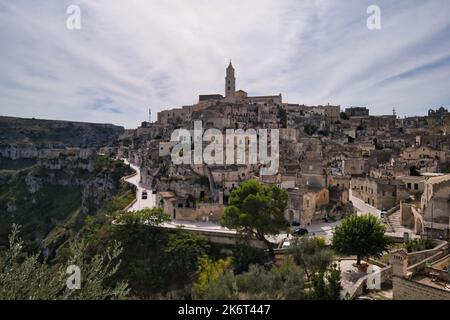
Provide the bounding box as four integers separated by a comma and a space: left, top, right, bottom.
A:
1, 62, 450, 300
117, 62, 450, 243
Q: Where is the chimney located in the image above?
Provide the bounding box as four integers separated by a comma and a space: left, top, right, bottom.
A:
390, 249, 408, 277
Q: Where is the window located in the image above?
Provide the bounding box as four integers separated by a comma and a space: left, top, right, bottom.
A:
407, 183, 411, 189
414, 184, 418, 190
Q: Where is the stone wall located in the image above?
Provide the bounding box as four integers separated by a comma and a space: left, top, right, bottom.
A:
407, 241, 448, 265
393, 276, 450, 300
351, 265, 393, 299
174, 203, 225, 222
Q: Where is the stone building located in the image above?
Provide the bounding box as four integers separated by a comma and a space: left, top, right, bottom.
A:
421, 174, 450, 239
351, 177, 401, 210
285, 187, 330, 226
345, 107, 369, 117
342, 156, 367, 176
391, 245, 450, 300
400, 145, 446, 168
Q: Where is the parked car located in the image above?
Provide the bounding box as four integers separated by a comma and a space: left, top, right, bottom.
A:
281, 241, 291, 249
291, 221, 301, 227
142, 190, 148, 199
381, 208, 387, 217
292, 228, 309, 237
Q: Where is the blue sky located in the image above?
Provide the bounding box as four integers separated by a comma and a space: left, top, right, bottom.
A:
0, 0, 449, 128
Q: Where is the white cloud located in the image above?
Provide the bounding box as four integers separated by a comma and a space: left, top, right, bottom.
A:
0, 0, 449, 128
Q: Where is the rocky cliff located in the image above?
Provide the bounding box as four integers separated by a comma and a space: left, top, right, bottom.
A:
0, 116, 124, 150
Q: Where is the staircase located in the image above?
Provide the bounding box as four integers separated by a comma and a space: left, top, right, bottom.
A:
203, 165, 219, 202
386, 210, 415, 236
386, 210, 401, 232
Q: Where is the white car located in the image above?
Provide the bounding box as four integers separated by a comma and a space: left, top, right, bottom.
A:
281, 241, 291, 249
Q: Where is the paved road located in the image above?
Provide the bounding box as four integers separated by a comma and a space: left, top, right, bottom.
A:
122, 159, 156, 211
349, 189, 381, 219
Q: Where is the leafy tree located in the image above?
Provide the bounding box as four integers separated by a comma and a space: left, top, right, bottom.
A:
0, 225, 128, 300
289, 237, 334, 280
405, 238, 436, 253
307, 263, 342, 300
232, 241, 268, 274
192, 255, 233, 299
164, 232, 211, 273
332, 214, 390, 265
221, 180, 289, 257
199, 259, 305, 300
89, 210, 209, 298
197, 270, 238, 300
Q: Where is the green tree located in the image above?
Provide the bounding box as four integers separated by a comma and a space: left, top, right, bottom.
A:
200, 259, 305, 300
0, 225, 129, 300
221, 180, 289, 257
192, 255, 233, 299
91, 210, 209, 297
289, 237, 334, 280
232, 241, 268, 274
332, 214, 390, 265
307, 263, 342, 300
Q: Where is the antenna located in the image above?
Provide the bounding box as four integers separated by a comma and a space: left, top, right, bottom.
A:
392, 106, 397, 117
149, 108, 152, 123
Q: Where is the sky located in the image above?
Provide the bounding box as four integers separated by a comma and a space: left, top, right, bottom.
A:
0, 0, 449, 129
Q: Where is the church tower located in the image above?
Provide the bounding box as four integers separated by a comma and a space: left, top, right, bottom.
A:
225, 60, 235, 100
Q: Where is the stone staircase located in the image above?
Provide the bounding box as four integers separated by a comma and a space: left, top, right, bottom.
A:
386, 210, 402, 231
385, 210, 415, 237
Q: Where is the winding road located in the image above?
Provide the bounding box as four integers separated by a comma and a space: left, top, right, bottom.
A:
122, 159, 156, 211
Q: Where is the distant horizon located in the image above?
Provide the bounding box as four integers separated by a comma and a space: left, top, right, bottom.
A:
1, 102, 447, 130
1, 0, 450, 128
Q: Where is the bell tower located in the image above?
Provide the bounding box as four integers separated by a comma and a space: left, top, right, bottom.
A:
225, 60, 235, 100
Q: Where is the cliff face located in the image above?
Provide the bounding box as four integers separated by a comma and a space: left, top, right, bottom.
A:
0, 157, 132, 250
0, 116, 124, 149
0, 116, 130, 251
